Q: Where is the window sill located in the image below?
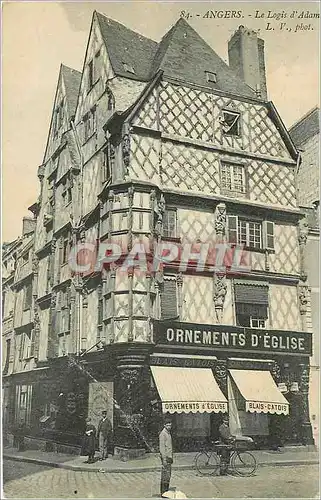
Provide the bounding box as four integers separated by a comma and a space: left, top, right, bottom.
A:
161, 236, 181, 243
221, 189, 247, 198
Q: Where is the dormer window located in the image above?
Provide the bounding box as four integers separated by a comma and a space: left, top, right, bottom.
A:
123, 62, 135, 74
220, 109, 241, 136
205, 71, 217, 83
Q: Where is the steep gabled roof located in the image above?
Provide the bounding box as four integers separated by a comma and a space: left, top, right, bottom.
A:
289, 106, 320, 148
61, 64, 82, 118
150, 18, 256, 98
95, 13, 256, 98
96, 12, 158, 81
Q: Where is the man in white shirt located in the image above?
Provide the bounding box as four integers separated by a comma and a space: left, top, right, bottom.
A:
159, 419, 173, 496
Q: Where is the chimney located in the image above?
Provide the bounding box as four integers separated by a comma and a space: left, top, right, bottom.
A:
22, 217, 36, 236
228, 26, 267, 100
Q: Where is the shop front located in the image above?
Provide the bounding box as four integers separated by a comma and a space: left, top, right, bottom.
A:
150, 320, 314, 449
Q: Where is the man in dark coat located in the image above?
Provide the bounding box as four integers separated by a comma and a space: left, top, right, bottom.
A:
159, 418, 173, 497
218, 416, 234, 475
83, 417, 96, 463
97, 410, 112, 460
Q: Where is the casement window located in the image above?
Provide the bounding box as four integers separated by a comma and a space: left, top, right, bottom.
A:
88, 50, 101, 90
160, 277, 178, 320
62, 178, 72, 206
102, 147, 111, 183
221, 163, 246, 194
163, 209, 178, 238
18, 334, 25, 361
23, 283, 32, 310
54, 99, 64, 135
227, 215, 274, 251
234, 282, 269, 328
221, 109, 241, 136
3, 339, 11, 374
83, 107, 96, 141
61, 238, 70, 265
56, 290, 70, 335
111, 212, 128, 232
22, 251, 29, 265
88, 60, 94, 89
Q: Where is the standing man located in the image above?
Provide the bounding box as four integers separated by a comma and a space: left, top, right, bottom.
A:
97, 410, 112, 460
84, 417, 97, 464
218, 416, 234, 475
159, 418, 173, 497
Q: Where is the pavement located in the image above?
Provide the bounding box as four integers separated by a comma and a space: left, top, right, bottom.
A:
3, 445, 319, 473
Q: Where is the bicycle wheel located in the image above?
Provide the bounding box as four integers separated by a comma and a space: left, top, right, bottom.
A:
195, 451, 220, 476
231, 451, 257, 476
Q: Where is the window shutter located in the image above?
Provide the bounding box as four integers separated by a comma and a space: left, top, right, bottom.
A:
161, 278, 178, 319
263, 221, 275, 250
227, 215, 238, 244
30, 330, 35, 358
19, 334, 25, 360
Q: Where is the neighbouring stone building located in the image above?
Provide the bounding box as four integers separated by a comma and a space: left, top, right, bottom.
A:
290, 107, 320, 447
2, 13, 315, 456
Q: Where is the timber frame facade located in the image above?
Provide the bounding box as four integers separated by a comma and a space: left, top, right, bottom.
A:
2, 13, 315, 454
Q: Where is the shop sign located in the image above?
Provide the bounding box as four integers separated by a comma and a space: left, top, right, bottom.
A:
154, 321, 312, 355
246, 401, 289, 415
163, 401, 228, 413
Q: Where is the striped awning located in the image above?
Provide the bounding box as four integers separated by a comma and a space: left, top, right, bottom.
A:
151, 366, 227, 414
229, 369, 289, 415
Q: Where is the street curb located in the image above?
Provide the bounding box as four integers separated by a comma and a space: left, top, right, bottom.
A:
3, 454, 319, 473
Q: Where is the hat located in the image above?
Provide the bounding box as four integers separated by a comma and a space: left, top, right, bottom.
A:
102, 410, 107, 415
164, 417, 172, 424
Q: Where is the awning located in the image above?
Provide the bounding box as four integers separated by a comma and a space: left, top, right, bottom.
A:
229, 369, 289, 415
151, 366, 227, 414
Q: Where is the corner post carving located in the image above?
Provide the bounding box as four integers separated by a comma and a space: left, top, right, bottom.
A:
298, 218, 309, 282
213, 274, 227, 323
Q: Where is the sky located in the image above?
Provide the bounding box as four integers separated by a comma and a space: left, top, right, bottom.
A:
2, 1, 320, 242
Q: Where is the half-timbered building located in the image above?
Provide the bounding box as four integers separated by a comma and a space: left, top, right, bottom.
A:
2, 13, 315, 455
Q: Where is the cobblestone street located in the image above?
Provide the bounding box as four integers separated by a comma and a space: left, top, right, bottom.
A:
3, 460, 319, 499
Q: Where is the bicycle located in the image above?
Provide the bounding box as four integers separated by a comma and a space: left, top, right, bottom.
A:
195, 439, 257, 477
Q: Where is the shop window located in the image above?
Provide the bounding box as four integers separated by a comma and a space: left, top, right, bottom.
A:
161, 277, 178, 320
221, 163, 246, 194
163, 209, 178, 238
221, 109, 240, 136
228, 216, 274, 251
23, 283, 32, 310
